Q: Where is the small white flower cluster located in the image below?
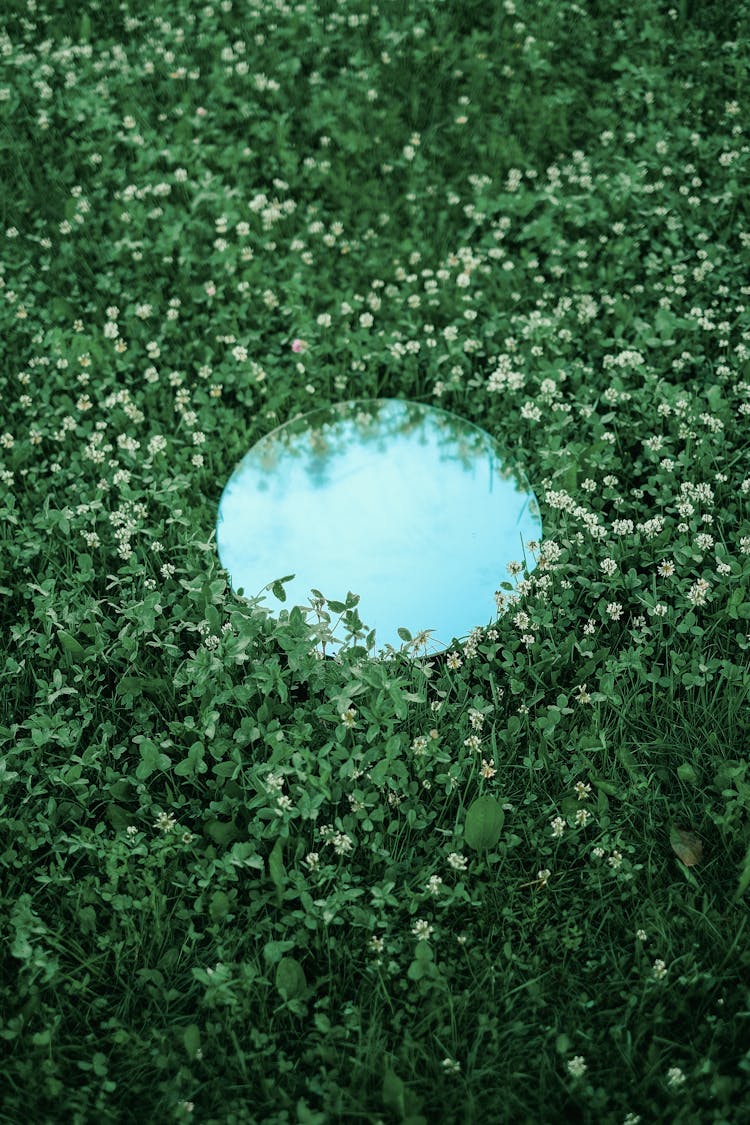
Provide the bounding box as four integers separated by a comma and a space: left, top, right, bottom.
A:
317, 823, 354, 856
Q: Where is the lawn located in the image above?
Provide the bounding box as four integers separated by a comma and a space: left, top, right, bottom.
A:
1, 0, 750, 1122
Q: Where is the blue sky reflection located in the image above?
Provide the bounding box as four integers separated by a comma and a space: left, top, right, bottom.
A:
216, 399, 542, 652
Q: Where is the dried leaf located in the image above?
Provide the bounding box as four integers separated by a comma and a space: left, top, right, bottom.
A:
670, 826, 703, 867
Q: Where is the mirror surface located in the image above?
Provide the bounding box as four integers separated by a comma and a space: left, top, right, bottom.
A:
216, 399, 542, 652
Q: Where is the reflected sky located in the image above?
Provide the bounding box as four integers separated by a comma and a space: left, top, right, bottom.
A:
216, 399, 542, 652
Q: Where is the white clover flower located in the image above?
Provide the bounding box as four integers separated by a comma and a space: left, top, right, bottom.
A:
667, 1066, 686, 1089
567, 1055, 587, 1078
154, 812, 177, 832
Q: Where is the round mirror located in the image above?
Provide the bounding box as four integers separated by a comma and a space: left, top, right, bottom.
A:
216, 399, 541, 653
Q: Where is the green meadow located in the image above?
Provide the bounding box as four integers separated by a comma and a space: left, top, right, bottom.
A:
1, 1, 749, 1121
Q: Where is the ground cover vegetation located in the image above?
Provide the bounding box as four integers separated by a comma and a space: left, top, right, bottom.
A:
1, 0, 750, 1121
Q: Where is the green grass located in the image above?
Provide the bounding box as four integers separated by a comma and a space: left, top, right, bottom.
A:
2, 0, 750, 1122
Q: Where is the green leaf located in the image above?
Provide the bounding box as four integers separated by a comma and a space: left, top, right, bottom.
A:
203, 818, 239, 846
617, 745, 639, 774
135, 739, 171, 780
174, 742, 206, 778
295, 1097, 328, 1125
382, 1061, 406, 1116
407, 940, 435, 980
229, 841, 261, 865
268, 837, 286, 904
275, 956, 306, 1001
734, 841, 750, 903
51, 296, 75, 320
58, 630, 85, 658
183, 1024, 201, 1059
677, 762, 698, 784
263, 939, 295, 965
397, 627, 413, 642
212, 760, 238, 779
270, 574, 295, 602
106, 804, 135, 832
369, 759, 388, 787
407, 958, 426, 981
562, 462, 578, 492
116, 676, 163, 698
209, 890, 230, 921
590, 776, 621, 798
705, 384, 723, 411
464, 794, 505, 851
560, 795, 582, 819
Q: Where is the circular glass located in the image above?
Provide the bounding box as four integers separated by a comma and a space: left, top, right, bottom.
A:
216, 398, 542, 653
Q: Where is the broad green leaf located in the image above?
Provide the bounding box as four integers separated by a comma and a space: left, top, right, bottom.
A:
407, 958, 426, 981
369, 759, 388, 787
106, 804, 134, 832
209, 890, 230, 921
464, 794, 505, 851
51, 297, 75, 320
705, 384, 723, 411
230, 842, 264, 870
670, 826, 703, 867
617, 745, 639, 773
561, 795, 582, 818
677, 762, 698, 784
270, 574, 295, 602
382, 1061, 406, 1116
268, 837, 286, 904
58, 630, 85, 657
203, 819, 239, 846
174, 742, 205, 779
296, 1097, 328, 1125
183, 1024, 201, 1059
263, 940, 295, 965
275, 955, 306, 1000
135, 740, 171, 780
212, 760, 238, 778
591, 776, 621, 798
